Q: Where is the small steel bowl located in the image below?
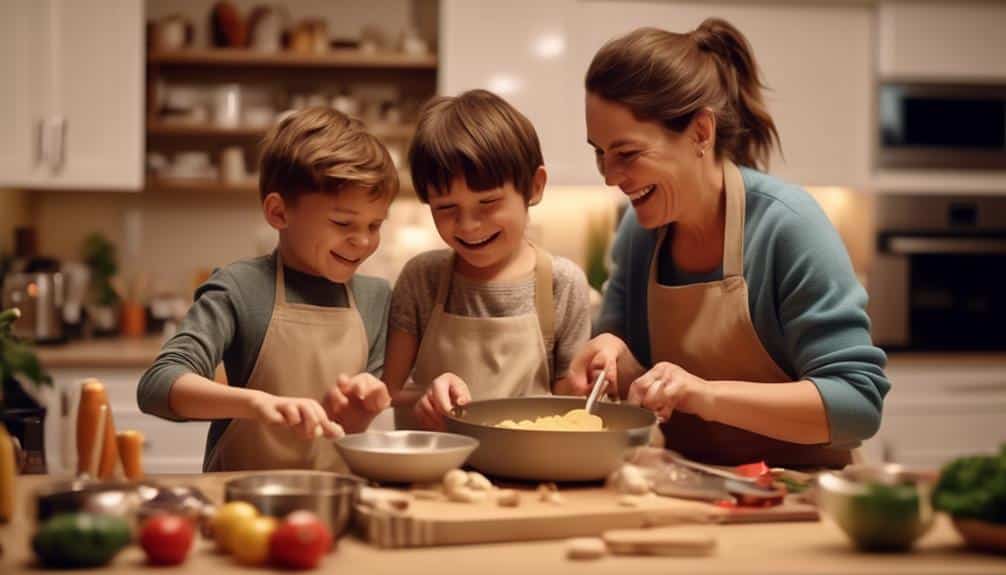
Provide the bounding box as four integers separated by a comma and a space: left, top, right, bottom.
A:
35, 478, 161, 524
334, 430, 479, 484
224, 471, 362, 538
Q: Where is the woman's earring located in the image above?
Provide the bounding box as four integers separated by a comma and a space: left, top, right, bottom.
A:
698, 149, 705, 158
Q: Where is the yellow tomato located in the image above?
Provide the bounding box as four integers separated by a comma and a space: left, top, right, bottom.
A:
212, 501, 259, 553
230, 516, 278, 566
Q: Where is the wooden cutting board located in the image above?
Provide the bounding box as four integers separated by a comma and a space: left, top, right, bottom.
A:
357, 486, 818, 548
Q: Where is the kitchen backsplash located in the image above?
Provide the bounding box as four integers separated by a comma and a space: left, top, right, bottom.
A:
28, 186, 621, 299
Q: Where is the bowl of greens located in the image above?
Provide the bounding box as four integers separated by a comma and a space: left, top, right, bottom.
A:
933, 446, 1006, 554
817, 464, 936, 552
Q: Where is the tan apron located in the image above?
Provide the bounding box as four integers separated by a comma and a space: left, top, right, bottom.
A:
395, 245, 554, 429
206, 253, 368, 471
648, 161, 851, 468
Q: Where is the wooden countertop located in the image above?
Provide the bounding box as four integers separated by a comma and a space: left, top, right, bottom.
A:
1, 473, 1003, 574
34, 337, 164, 369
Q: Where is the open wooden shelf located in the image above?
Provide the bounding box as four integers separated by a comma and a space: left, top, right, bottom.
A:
148, 171, 415, 197
147, 120, 416, 140
148, 48, 437, 70
147, 176, 258, 194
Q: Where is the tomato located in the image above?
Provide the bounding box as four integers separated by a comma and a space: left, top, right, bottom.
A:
231, 516, 278, 566
269, 511, 333, 570
140, 514, 195, 566
212, 501, 260, 553
733, 461, 770, 479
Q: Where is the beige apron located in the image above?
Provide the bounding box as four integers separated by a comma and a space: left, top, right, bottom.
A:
395, 245, 554, 429
648, 161, 851, 468
206, 253, 368, 471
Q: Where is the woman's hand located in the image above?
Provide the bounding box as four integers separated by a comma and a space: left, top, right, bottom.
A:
627, 362, 711, 422
247, 390, 344, 439
564, 333, 642, 398
413, 373, 471, 431
323, 373, 392, 433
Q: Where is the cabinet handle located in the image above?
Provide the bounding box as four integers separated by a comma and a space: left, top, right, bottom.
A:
50, 116, 67, 174
36, 118, 49, 167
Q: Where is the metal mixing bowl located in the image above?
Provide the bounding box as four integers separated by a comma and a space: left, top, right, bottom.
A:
334, 430, 479, 484
445, 396, 656, 482
224, 471, 363, 537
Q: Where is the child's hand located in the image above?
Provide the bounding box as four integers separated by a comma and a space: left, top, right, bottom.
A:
414, 373, 471, 431
323, 373, 391, 433
564, 333, 628, 397
247, 390, 344, 440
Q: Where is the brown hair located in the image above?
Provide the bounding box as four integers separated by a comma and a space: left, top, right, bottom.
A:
585, 19, 780, 170
259, 106, 399, 203
408, 89, 543, 204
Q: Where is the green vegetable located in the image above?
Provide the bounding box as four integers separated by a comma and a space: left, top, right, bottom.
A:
932, 445, 1006, 524
843, 482, 926, 551
1, 307, 52, 412
32, 513, 132, 568
778, 476, 809, 494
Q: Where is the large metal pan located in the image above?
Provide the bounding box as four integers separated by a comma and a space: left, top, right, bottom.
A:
445, 396, 656, 482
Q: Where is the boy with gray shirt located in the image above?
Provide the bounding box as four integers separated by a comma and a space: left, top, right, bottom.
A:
138, 108, 396, 470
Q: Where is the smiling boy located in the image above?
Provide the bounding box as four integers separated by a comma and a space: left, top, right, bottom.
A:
383, 90, 591, 430
138, 108, 396, 471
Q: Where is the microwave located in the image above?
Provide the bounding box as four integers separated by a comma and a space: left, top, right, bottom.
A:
877, 82, 1006, 170
867, 194, 1006, 351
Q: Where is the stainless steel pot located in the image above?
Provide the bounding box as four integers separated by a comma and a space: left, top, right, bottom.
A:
445, 396, 656, 482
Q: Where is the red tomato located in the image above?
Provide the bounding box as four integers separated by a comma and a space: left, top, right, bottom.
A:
140, 514, 195, 566
733, 461, 770, 479
269, 511, 333, 570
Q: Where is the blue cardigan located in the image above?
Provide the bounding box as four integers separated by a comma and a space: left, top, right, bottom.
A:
597, 167, 890, 446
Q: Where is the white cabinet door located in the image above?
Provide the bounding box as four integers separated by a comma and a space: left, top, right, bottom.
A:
440, 0, 597, 186
0, 0, 47, 187
0, 0, 144, 190
878, 2, 1006, 81
862, 357, 1006, 468
579, 2, 873, 189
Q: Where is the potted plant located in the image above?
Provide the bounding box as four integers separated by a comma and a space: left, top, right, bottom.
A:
1, 307, 52, 490
82, 233, 121, 336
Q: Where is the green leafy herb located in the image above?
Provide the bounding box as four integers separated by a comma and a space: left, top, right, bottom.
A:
932, 445, 1006, 524
1, 307, 53, 411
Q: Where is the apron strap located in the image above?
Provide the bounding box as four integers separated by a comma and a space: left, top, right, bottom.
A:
274, 251, 356, 310
532, 244, 555, 347
648, 162, 746, 281
722, 160, 746, 278
434, 252, 454, 307
435, 243, 553, 345
274, 251, 288, 308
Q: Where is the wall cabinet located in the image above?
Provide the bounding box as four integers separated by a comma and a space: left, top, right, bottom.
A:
0, 0, 144, 190
440, 0, 873, 188
878, 2, 1006, 81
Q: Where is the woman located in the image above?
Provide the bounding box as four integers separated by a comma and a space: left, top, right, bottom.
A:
568, 19, 889, 467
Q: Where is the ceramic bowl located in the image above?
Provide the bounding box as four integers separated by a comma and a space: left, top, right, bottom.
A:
817, 464, 936, 552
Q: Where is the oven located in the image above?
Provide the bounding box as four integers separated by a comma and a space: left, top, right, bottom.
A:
867, 195, 1006, 350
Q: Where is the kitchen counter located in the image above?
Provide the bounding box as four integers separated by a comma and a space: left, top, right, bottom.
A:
33, 337, 165, 368
2, 473, 1003, 574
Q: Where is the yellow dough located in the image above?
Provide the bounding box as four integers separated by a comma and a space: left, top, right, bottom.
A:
496, 409, 604, 431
